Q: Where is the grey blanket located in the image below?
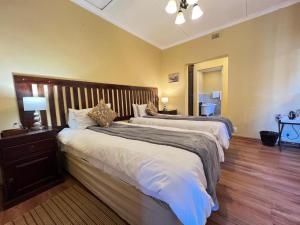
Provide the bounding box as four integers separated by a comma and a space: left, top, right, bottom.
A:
144, 115, 234, 138
88, 123, 220, 207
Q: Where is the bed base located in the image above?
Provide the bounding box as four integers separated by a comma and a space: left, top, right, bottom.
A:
63, 152, 182, 225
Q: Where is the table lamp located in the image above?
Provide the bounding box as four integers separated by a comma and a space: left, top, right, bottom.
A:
23, 97, 47, 130
161, 97, 169, 111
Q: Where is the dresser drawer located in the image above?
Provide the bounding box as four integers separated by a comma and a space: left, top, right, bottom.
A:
3, 152, 58, 201
2, 138, 57, 162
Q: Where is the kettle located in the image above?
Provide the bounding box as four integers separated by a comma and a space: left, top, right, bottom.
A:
288, 111, 296, 120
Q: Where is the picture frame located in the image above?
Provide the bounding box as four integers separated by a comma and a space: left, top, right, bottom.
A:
168, 73, 179, 83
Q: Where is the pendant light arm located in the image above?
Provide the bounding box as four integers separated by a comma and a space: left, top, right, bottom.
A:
180, 0, 189, 10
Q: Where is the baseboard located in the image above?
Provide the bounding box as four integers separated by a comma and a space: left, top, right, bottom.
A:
232, 135, 260, 142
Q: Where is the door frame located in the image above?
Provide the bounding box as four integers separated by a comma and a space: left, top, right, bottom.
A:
188, 65, 194, 116
187, 57, 229, 116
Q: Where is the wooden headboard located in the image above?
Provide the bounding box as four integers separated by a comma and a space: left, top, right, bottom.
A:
13, 73, 159, 129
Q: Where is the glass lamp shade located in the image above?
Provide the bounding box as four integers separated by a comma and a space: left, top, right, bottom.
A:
161, 97, 169, 104
165, 0, 177, 14
187, 0, 198, 5
192, 4, 203, 20
175, 10, 186, 25
23, 97, 47, 111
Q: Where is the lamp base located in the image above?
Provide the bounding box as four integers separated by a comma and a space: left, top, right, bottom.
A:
31, 121, 44, 131
31, 126, 44, 131
31, 111, 44, 131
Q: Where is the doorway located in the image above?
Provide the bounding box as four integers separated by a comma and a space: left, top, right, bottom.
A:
199, 66, 223, 116
188, 57, 228, 116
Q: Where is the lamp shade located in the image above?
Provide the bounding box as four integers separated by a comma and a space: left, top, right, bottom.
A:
165, 0, 177, 14
192, 4, 203, 20
161, 97, 169, 104
175, 10, 185, 25
187, 0, 198, 5
23, 97, 47, 111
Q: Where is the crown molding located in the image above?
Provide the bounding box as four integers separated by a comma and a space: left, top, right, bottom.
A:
72, 0, 300, 50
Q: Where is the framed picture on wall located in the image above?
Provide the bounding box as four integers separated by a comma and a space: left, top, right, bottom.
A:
168, 73, 179, 83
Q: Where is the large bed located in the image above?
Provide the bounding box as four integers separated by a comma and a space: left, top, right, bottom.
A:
58, 122, 224, 225
13, 74, 225, 225
130, 115, 232, 149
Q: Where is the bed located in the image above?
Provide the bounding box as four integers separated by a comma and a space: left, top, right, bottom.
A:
13, 74, 224, 225
130, 115, 232, 149
58, 122, 223, 225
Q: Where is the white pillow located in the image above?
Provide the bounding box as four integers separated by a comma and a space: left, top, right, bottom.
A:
137, 104, 147, 117
68, 108, 96, 129
132, 104, 139, 117
68, 103, 112, 129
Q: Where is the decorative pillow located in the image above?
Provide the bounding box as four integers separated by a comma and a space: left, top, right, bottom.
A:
88, 100, 117, 127
137, 104, 147, 117
68, 108, 97, 129
146, 101, 158, 116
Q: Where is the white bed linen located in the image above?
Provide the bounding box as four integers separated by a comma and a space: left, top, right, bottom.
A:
117, 122, 224, 162
58, 123, 224, 225
130, 116, 230, 149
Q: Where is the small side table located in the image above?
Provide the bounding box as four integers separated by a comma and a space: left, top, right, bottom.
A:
158, 110, 178, 115
278, 116, 300, 151
0, 129, 63, 208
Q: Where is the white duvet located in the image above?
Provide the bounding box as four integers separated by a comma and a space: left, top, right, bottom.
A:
58, 122, 224, 225
130, 117, 230, 149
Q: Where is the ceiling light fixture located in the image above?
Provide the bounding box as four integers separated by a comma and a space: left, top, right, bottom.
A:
165, 0, 203, 25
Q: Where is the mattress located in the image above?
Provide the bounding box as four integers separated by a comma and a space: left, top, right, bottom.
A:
130, 117, 230, 149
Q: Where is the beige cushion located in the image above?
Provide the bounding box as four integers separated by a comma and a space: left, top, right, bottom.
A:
88, 100, 117, 127
146, 101, 158, 116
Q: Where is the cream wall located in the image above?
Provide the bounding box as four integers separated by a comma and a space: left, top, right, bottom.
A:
202, 72, 223, 94
160, 3, 300, 138
0, 0, 161, 130
1, 1, 299, 139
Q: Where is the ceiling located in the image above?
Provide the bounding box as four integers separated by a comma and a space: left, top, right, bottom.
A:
72, 0, 299, 49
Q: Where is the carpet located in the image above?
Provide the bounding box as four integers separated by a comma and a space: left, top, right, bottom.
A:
5, 185, 127, 225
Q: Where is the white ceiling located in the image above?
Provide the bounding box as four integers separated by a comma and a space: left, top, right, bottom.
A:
72, 0, 300, 49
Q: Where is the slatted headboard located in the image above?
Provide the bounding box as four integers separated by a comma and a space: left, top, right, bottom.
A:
13, 73, 159, 129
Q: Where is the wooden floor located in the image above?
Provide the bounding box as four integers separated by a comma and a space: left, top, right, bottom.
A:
1, 137, 300, 225
208, 137, 300, 225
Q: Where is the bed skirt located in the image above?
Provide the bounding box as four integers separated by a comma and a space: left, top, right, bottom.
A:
63, 150, 182, 225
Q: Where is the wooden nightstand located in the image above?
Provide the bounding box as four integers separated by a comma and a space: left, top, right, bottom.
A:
158, 110, 178, 115
0, 129, 63, 209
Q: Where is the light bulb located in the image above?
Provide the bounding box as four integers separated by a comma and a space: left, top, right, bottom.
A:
192, 4, 203, 20
165, 0, 177, 14
175, 10, 186, 25
187, 0, 198, 5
